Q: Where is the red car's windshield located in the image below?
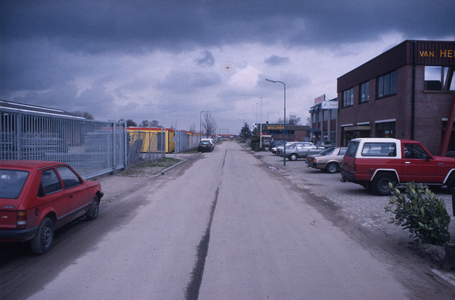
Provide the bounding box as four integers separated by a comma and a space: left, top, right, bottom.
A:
0, 169, 29, 199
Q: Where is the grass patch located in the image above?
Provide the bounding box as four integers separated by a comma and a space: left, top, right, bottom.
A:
122, 157, 182, 176
138, 157, 181, 168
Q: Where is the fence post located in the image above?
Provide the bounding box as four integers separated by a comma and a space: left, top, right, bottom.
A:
110, 120, 117, 175
123, 121, 128, 171
17, 112, 22, 160
161, 128, 164, 158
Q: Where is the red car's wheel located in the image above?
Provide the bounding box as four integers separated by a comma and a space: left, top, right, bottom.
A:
30, 217, 54, 255
86, 195, 100, 220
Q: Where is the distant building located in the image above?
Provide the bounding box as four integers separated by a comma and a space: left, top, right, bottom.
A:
256, 123, 310, 142
309, 95, 338, 145
337, 40, 455, 155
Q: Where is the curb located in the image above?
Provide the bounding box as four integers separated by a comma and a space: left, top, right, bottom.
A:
151, 153, 201, 177
151, 159, 187, 177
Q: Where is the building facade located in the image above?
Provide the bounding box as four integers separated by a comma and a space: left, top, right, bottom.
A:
337, 40, 455, 155
309, 95, 338, 145
257, 123, 310, 142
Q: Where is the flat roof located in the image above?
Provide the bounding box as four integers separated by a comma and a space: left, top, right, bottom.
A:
0, 99, 86, 120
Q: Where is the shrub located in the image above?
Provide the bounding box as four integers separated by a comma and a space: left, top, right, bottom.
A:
384, 182, 451, 245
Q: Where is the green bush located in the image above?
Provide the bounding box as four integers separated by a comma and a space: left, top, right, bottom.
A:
384, 182, 451, 245
250, 136, 264, 152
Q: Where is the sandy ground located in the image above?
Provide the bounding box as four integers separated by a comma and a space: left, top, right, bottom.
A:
94, 153, 194, 205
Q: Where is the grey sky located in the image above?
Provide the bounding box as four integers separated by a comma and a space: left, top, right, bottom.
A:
1, 0, 454, 133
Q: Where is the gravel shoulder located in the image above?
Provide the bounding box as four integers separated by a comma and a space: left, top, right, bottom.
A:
94, 153, 196, 205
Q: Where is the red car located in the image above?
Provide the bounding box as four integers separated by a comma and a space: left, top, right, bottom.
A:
0, 161, 103, 254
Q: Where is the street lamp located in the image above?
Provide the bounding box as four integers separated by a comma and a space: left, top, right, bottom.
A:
265, 78, 286, 166
260, 97, 263, 149
200, 110, 209, 142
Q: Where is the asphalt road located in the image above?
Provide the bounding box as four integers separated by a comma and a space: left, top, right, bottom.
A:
1, 141, 455, 299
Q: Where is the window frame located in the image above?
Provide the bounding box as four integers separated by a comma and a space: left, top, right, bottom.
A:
377, 70, 397, 99
359, 81, 369, 103
342, 88, 354, 108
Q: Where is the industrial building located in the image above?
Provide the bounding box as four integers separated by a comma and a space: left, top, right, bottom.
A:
337, 40, 454, 155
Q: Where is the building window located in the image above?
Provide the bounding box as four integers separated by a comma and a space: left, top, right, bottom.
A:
360, 81, 369, 103
343, 88, 354, 107
425, 66, 455, 91
377, 70, 396, 98
376, 122, 395, 138
331, 109, 337, 120
323, 110, 329, 121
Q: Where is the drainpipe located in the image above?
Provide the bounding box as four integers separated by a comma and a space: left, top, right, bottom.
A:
411, 41, 416, 140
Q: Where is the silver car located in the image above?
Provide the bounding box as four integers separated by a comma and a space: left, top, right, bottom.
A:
284, 142, 323, 161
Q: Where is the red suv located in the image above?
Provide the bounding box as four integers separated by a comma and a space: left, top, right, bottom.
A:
0, 161, 103, 254
341, 138, 455, 196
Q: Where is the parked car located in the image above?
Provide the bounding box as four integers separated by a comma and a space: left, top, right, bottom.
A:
201, 138, 215, 148
269, 140, 285, 153
341, 138, 455, 195
282, 142, 323, 160
305, 147, 347, 173
276, 142, 298, 156
198, 140, 214, 152
0, 161, 103, 254
315, 141, 332, 149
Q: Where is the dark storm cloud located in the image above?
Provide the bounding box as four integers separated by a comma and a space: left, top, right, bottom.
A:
1, 0, 454, 128
264, 55, 290, 66
2, 0, 454, 55
195, 50, 215, 67
156, 70, 221, 93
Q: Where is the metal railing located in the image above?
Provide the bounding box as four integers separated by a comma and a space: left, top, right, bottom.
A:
1, 109, 126, 179
127, 128, 165, 168
1, 107, 201, 178
173, 130, 200, 153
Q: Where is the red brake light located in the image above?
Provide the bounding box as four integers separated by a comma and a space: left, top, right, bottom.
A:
16, 211, 27, 229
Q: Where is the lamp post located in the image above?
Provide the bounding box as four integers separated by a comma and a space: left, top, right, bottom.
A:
200, 110, 209, 143
265, 78, 286, 166
260, 97, 263, 149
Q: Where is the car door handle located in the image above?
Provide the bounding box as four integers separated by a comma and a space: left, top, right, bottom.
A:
69, 195, 74, 198
405, 162, 410, 164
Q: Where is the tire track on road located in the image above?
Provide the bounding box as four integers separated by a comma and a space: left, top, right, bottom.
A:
185, 149, 228, 300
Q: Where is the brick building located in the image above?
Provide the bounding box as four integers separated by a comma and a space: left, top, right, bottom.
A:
257, 123, 310, 142
337, 40, 455, 155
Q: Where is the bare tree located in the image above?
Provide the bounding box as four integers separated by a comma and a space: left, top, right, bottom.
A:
288, 115, 301, 125
139, 120, 150, 127
189, 122, 196, 133
150, 120, 160, 127
277, 115, 301, 125
126, 119, 137, 127
305, 117, 311, 126
74, 111, 94, 120
202, 112, 217, 138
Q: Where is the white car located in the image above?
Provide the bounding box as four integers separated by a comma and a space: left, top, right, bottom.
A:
201, 138, 215, 148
